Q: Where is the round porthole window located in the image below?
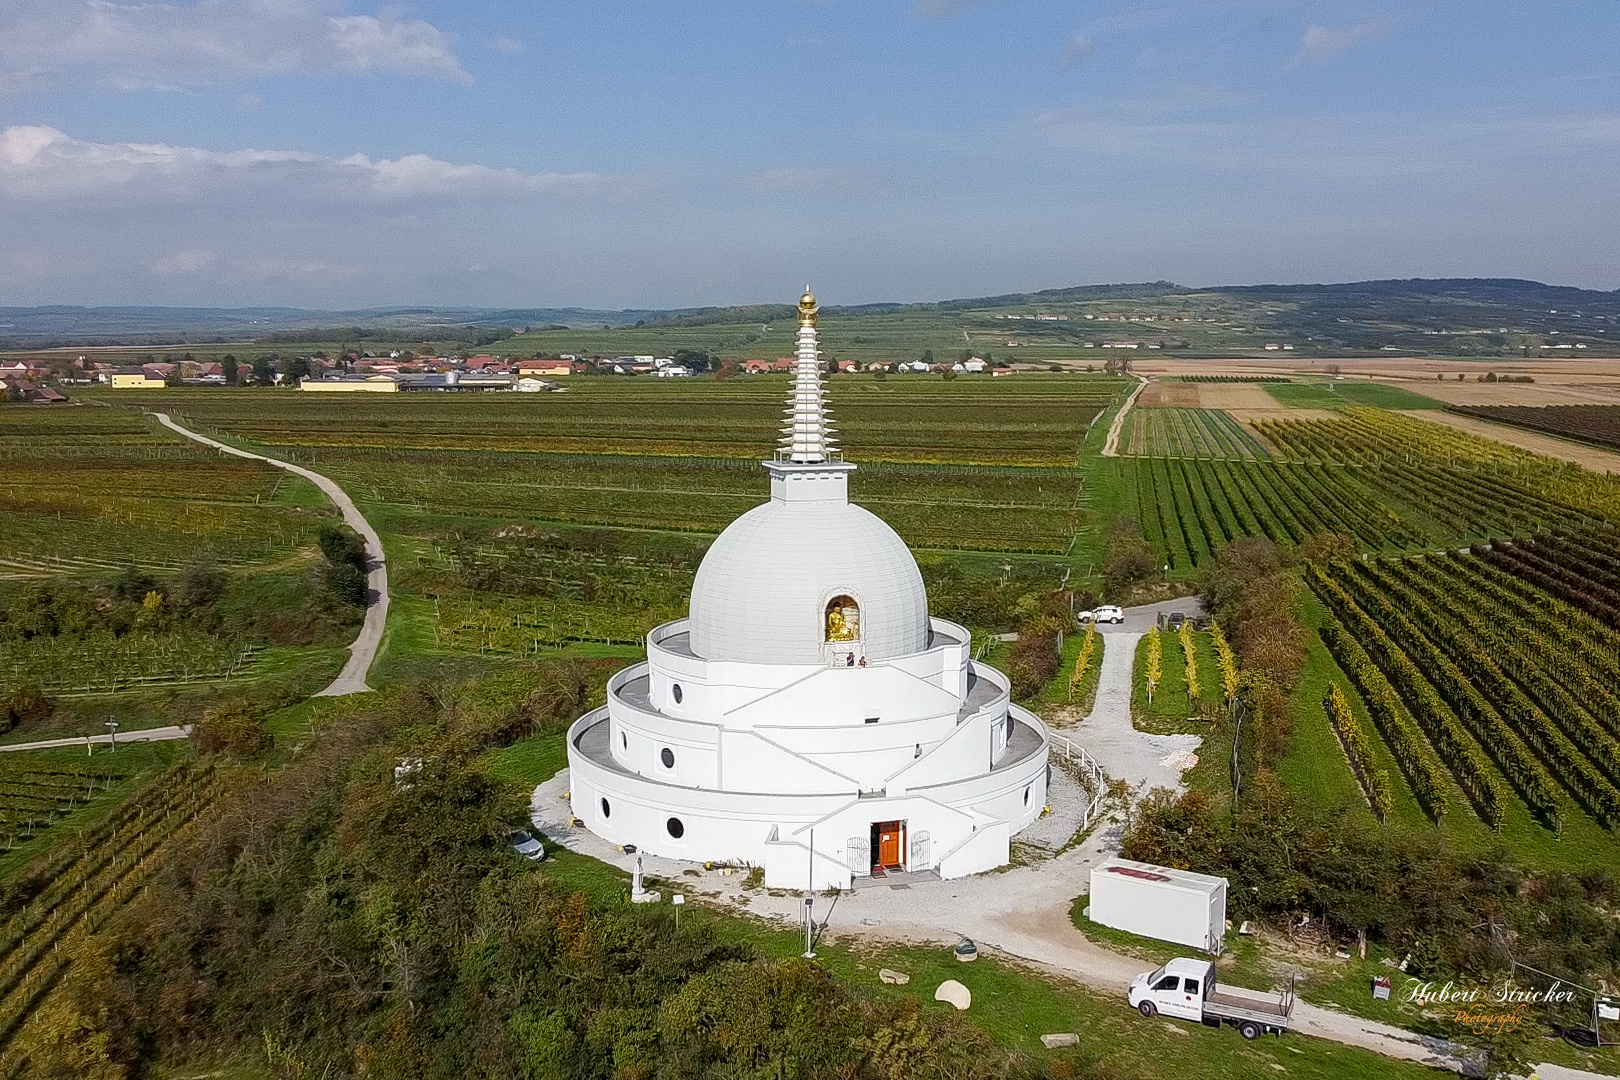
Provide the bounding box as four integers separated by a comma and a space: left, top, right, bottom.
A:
672, 683, 683, 704
601, 797, 611, 818
666, 817, 685, 839
661, 747, 675, 769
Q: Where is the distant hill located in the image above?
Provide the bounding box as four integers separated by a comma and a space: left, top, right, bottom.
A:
3, 278, 1616, 355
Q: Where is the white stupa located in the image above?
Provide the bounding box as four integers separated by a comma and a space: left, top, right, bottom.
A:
566, 289, 1050, 889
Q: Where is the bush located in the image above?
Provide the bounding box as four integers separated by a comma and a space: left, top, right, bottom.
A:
317, 522, 368, 572
190, 701, 271, 757
0, 682, 53, 733
1103, 518, 1157, 595
173, 562, 228, 609
1008, 615, 1064, 700
321, 562, 368, 607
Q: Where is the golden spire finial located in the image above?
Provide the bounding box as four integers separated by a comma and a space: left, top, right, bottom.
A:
798, 286, 818, 328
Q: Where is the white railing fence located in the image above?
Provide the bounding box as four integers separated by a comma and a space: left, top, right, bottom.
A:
1049, 732, 1108, 834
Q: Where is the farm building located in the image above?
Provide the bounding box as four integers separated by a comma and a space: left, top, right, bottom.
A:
103, 367, 165, 389
566, 289, 1051, 890
300, 374, 400, 393
517, 359, 572, 377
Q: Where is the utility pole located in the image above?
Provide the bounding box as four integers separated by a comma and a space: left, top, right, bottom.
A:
105, 719, 119, 752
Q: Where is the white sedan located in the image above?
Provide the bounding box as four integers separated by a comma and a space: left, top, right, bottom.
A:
509, 830, 545, 861
1078, 605, 1125, 624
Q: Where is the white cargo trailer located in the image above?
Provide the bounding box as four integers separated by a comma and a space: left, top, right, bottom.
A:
1088, 859, 1227, 952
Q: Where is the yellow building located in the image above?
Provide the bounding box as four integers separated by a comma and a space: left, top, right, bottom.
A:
107, 372, 163, 388
299, 375, 400, 393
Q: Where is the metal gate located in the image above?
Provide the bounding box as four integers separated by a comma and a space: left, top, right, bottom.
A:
847, 836, 869, 876
909, 830, 931, 871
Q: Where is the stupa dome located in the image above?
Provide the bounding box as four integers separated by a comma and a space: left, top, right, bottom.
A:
688, 497, 929, 665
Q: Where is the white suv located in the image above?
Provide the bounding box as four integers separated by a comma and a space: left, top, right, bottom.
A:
1078, 605, 1125, 624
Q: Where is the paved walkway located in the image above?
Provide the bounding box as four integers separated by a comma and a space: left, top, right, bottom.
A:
152, 412, 388, 696
1101, 374, 1148, 457
0, 725, 190, 753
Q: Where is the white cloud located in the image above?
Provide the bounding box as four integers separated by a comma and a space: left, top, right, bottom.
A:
1061, 32, 1092, 65
1290, 20, 1389, 67
487, 37, 524, 54
0, 0, 468, 97
0, 126, 646, 203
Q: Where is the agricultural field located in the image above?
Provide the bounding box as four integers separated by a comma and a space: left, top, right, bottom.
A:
0, 406, 325, 576
1307, 544, 1620, 864
1451, 403, 1620, 452
1121, 407, 1268, 459
0, 756, 130, 853
109, 375, 1128, 465
0, 756, 219, 1069
99, 378, 1129, 558
0, 405, 355, 733
1261, 380, 1444, 410
1171, 375, 1290, 383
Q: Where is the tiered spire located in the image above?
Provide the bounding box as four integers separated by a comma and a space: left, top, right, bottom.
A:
779, 287, 840, 464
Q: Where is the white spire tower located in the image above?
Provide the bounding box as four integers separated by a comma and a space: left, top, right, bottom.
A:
765, 287, 854, 504
780, 286, 838, 463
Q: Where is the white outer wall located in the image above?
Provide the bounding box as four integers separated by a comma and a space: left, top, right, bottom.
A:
1088, 866, 1229, 952
567, 707, 1049, 891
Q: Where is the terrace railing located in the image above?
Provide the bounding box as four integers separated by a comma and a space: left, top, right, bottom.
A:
1048, 732, 1107, 834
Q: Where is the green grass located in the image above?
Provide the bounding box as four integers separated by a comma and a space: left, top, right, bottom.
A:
1131, 630, 1219, 732
480, 730, 568, 788
1263, 380, 1444, 411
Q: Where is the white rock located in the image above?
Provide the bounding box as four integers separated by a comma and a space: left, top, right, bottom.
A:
934, 979, 971, 1010
879, 968, 910, 985
1040, 1034, 1079, 1049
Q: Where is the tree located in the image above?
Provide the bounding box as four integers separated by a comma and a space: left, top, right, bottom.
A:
282, 357, 312, 385
249, 357, 275, 386
921, 349, 934, 365
191, 701, 270, 757
1103, 518, 1156, 594
221, 355, 239, 384
317, 523, 367, 571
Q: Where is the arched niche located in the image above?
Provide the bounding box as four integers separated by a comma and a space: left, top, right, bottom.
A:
824, 594, 861, 643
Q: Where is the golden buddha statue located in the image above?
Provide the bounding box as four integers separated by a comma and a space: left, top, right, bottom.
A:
825, 600, 858, 642
798, 286, 818, 328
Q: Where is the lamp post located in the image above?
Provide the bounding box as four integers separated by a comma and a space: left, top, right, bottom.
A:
105, 719, 119, 752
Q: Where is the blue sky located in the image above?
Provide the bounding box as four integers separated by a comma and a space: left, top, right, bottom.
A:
1, 1, 1617, 308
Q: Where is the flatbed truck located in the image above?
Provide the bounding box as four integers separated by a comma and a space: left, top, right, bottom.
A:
1128, 958, 1295, 1039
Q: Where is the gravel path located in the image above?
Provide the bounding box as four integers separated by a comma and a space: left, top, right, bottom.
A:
1101, 374, 1148, 457
152, 412, 388, 696
0, 725, 190, 753
1056, 631, 1202, 794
